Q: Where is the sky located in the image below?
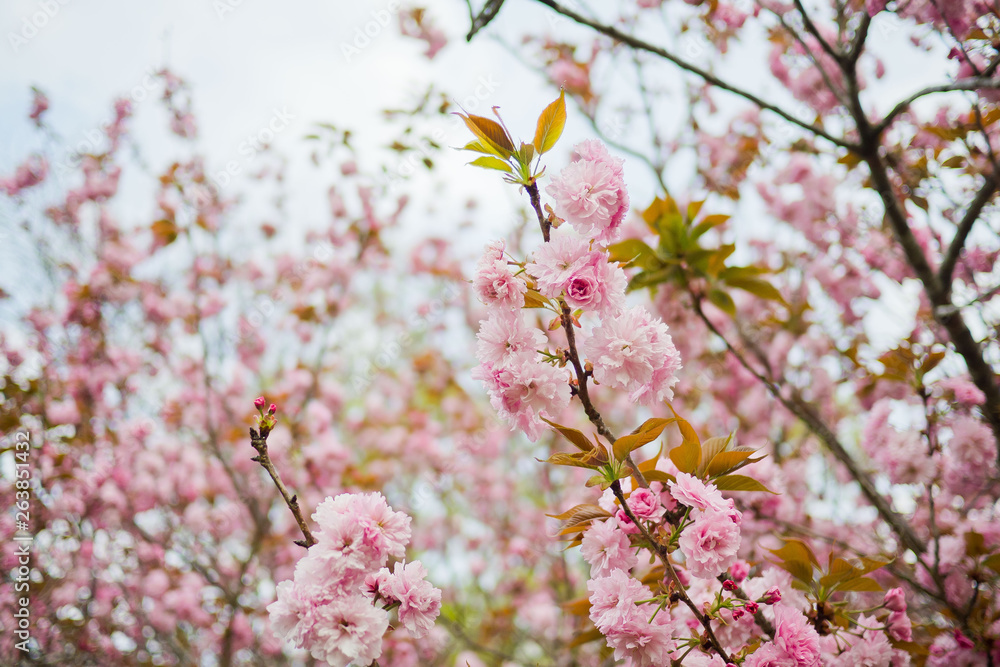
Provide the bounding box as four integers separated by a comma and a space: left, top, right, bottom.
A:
0, 0, 964, 360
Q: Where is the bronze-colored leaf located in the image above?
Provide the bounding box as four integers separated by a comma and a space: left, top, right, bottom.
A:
468, 156, 513, 173
713, 474, 777, 494
541, 416, 594, 451
455, 112, 515, 157
533, 89, 566, 154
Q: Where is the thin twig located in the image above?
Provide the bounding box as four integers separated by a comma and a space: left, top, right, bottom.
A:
249, 427, 317, 548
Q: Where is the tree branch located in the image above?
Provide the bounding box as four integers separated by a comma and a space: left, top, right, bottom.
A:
691, 297, 928, 556
874, 77, 1000, 135
532, 0, 857, 150
939, 177, 999, 295
249, 427, 317, 548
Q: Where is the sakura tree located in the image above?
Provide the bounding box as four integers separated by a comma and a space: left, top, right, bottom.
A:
1, 0, 999, 666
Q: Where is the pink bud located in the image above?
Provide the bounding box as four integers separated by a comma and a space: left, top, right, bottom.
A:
744, 601, 759, 614
731, 609, 744, 620
887, 611, 912, 642
268, 403, 277, 415
729, 560, 750, 582
722, 579, 737, 592
883, 587, 906, 612
762, 586, 781, 605
253, 396, 266, 410
953, 628, 974, 649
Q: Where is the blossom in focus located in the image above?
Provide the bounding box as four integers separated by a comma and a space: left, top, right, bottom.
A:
547, 141, 629, 246
581, 519, 638, 577
582, 305, 682, 404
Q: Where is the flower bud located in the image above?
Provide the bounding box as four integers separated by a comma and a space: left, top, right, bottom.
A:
744, 601, 759, 614
883, 587, 906, 612
722, 579, 737, 592
253, 396, 266, 410
761, 586, 781, 605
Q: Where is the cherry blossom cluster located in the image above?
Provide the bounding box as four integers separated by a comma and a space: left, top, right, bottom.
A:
471, 141, 681, 440
267, 492, 441, 666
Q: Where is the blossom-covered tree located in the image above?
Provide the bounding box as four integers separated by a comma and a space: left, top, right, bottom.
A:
2, 0, 1000, 665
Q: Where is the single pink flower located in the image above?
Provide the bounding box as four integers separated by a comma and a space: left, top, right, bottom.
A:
678, 507, 741, 579
581, 519, 638, 577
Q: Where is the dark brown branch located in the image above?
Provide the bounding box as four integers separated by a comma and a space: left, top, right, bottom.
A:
249, 427, 317, 548
691, 297, 928, 556
532, 0, 856, 150
610, 482, 733, 662
939, 178, 999, 295
874, 77, 1000, 135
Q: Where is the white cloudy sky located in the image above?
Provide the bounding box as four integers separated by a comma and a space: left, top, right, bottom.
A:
0, 0, 961, 353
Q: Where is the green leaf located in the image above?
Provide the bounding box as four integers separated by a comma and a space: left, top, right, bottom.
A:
707, 289, 736, 316
539, 448, 607, 470
460, 140, 499, 156
724, 277, 786, 304
469, 156, 513, 173
770, 539, 821, 569
774, 558, 814, 583
687, 199, 706, 222
691, 214, 729, 240
541, 416, 594, 451
713, 474, 777, 494
533, 90, 567, 154
607, 239, 660, 270
835, 577, 883, 592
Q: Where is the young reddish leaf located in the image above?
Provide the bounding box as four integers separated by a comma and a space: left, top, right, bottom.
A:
669, 442, 700, 475
541, 416, 594, 451
569, 627, 605, 648
539, 451, 604, 470
561, 597, 592, 616
707, 449, 762, 477
695, 434, 731, 477
468, 156, 513, 173
712, 474, 777, 494
612, 419, 671, 462
533, 89, 566, 154
519, 141, 535, 165
546, 503, 611, 522
456, 112, 515, 157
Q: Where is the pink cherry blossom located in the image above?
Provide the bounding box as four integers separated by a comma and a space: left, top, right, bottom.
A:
678, 507, 742, 579
771, 605, 822, 666
310, 595, 389, 666
382, 560, 442, 638
581, 518, 638, 577
472, 355, 570, 441
626, 487, 663, 520
473, 241, 526, 310
475, 310, 546, 368
668, 473, 730, 513
526, 227, 592, 295
546, 143, 629, 246
582, 305, 682, 403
